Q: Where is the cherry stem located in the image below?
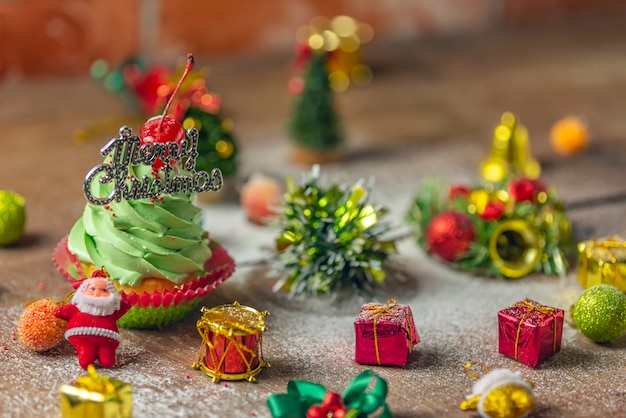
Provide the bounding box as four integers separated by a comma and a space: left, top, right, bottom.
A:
158, 53, 195, 132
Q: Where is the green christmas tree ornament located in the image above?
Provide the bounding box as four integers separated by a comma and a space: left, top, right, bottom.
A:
571, 284, 626, 342
0, 190, 26, 246
287, 51, 343, 164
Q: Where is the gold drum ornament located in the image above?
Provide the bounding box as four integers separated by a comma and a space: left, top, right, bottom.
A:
193, 302, 269, 382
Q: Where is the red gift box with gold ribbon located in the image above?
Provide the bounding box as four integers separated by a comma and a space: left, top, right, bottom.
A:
354, 299, 420, 366
498, 298, 564, 368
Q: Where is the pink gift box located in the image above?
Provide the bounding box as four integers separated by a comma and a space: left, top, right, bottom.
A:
498, 298, 564, 368
354, 300, 420, 366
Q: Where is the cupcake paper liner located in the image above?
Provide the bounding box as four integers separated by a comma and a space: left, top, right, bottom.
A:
52, 236, 235, 329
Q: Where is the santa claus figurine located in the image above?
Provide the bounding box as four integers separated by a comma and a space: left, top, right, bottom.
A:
54, 269, 131, 369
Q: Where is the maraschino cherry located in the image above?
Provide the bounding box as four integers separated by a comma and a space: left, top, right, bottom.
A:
139, 53, 194, 171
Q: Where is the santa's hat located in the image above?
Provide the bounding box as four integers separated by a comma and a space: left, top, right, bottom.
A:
91, 267, 111, 280
71, 267, 111, 290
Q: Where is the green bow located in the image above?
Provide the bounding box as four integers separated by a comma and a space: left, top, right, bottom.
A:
267, 370, 392, 418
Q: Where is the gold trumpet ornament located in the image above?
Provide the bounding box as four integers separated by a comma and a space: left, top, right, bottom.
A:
488, 218, 541, 279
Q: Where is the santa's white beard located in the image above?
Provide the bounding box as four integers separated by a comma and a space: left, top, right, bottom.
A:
72, 292, 121, 317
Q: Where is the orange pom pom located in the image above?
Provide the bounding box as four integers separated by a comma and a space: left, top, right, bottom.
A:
17, 299, 67, 352
240, 174, 284, 225
550, 116, 588, 155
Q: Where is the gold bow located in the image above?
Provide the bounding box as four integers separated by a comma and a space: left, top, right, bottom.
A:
362, 300, 406, 365
513, 300, 557, 360
74, 364, 119, 395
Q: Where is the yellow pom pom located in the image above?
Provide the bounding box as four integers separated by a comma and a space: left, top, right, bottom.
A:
0, 190, 26, 246
549, 116, 588, 155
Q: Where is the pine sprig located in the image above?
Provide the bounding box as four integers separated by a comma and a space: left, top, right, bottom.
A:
405, 178, 448, 247
272, 166, 396, 296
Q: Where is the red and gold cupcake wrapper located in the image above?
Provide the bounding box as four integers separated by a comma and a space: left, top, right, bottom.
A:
52, 236, 235, 329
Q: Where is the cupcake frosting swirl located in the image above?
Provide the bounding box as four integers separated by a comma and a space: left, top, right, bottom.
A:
68, 156, 212, 287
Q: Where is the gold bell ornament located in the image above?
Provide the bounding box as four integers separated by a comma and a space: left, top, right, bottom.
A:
481, 112, 541, 182
460, 364, 535, 418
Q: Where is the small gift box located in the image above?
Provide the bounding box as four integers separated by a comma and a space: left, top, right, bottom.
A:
354, 299, 419, 366
192, 301, 269, 382
498, 298, 564, 368
60, 365, 132, 418
577, 236, 626, 293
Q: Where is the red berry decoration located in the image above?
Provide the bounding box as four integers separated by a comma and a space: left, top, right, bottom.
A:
306, 405, 327, 418
322, 392, 343, 410
448, 184, 470, 200
305, 392, 346, 418
509, 177, 547, 203
426, 210, 476, 261
479, 200, 505, 221
138, 54, 194, 171
333, 408, 348, 418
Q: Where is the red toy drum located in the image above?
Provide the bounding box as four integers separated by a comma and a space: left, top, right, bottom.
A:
192, 302, 269, 382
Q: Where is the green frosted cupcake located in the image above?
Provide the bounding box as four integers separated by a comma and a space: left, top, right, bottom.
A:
54, 118, 233, 329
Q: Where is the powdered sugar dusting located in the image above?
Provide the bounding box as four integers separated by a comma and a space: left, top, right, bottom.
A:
3, 136, 626, 417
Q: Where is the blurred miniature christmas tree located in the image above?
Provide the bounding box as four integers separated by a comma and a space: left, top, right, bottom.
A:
183, 106, 237, 181
84, 56, 239, 188
287, 51, 344, 164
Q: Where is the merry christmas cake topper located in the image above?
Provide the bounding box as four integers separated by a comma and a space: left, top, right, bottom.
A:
82, 54, 223, 206
83, 126, 223, 205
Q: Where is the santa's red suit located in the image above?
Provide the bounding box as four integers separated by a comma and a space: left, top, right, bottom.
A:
55, 299, 131, 369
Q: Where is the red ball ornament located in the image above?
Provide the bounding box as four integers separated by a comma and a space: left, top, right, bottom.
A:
425, 210, 476, 261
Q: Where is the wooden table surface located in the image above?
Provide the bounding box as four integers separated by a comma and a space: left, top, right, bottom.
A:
1, 15, 625, 418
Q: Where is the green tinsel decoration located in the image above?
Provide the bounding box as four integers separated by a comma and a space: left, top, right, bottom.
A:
287, 51, 343, 151
272, 166, 396, 296
405, 177, 572, 278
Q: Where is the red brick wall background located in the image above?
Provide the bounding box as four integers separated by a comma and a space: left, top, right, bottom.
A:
1, 0, 625, 80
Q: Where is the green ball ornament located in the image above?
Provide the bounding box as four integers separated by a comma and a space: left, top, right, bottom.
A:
571, 284, 626, 342
0, 190, 26, 246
